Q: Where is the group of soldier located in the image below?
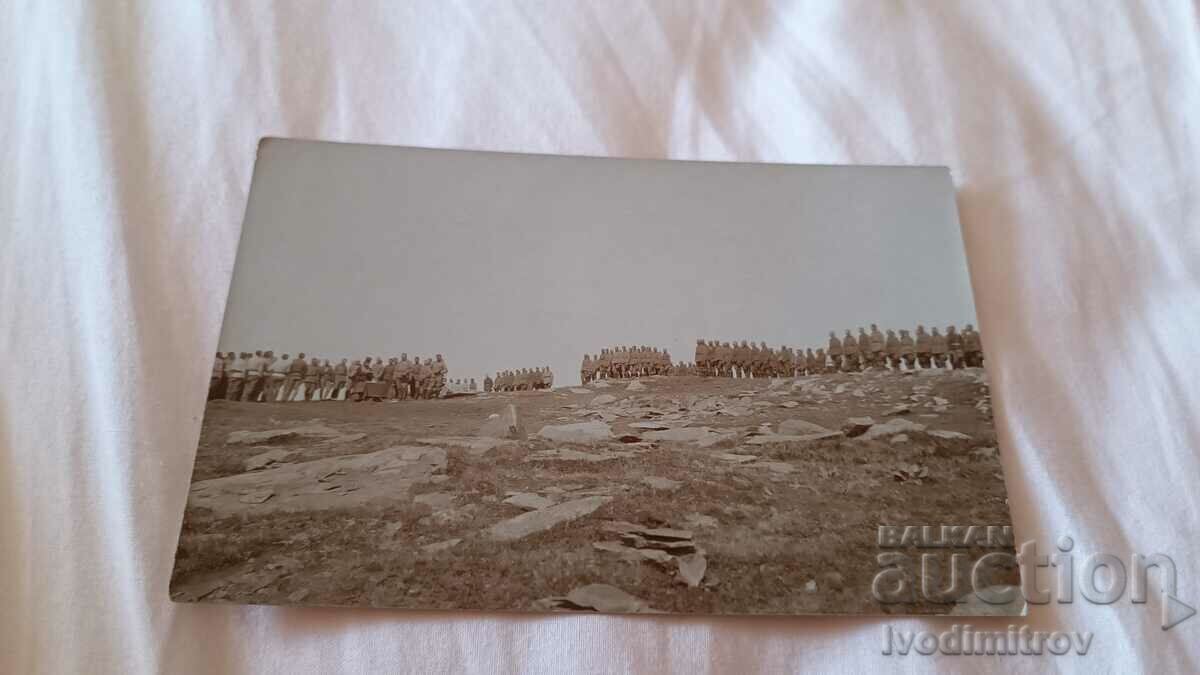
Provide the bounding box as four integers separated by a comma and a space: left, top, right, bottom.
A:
579, 346, 673, 383
692, 324, 983, 378
483, 367, 554, 393
208, 351, 450, 402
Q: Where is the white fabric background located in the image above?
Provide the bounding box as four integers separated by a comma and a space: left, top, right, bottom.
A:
2, 1, 1198, 672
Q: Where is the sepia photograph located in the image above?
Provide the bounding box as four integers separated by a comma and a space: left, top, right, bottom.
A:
170, 139, 1018, 615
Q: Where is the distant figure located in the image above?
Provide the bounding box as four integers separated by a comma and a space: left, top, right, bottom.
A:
963, 324, 983, 367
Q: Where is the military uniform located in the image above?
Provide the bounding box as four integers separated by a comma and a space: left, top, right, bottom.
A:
209, 354, 225, 400
930, 329, 948, 368
226, 353, 247, 400
841, 332, 859, 372
827, 334, 843, 373
963, 325, 983, 367
946, 326, 965, 369
869, 326, 885, 369
915, 327, 932, 368
899, 331, 916, 369
885, 330, 900, 369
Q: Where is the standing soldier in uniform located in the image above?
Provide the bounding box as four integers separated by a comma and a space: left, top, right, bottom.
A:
209, 352, 226, 400
915, 326, 932, 369
812, 348, 825, 374
332, 358, 348, 400
963, 324, 983, 367
483, 373, 493, 393
396, 354, 412, 400
946, 325, 965, 369
303, 356, 321, 400
841, 330, 859, 372
857, 328, 872, 369
282, 352, 307, 402
885, 330, 901, 370
694, 340, 709, 377
930, 327, 948, 368
544, 366, 554, 389
827, 331, 843, 373
581, 354, 592, 384
225, 352, 247, 400
241, 350, 263, 402
899, 330, 916, 370
869, 324, 885, 369
320, 359, 335, 399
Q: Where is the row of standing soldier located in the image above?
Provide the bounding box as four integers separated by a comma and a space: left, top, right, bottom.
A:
579, 346, 672, 383
692, 324, 983, 378
483, 367, 554, 392
208, 351, 449, 402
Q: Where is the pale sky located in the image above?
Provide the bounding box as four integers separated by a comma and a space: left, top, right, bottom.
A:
220, 139, 977, 385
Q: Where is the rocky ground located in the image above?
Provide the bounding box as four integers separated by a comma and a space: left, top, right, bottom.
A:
170, 369, 1018, 615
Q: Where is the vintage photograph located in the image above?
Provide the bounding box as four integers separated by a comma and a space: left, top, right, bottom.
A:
171, 140, 1018, 615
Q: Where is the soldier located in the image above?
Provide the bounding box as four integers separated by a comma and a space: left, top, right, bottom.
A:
946, 325, 965, 369
241, 350, 263, 402
381, 358, 396, 398
899, 330, 916, 370
869, 324, 885, 369
433, 355, 448, 394
280, 352, 305, 401
915, 325, 932, 368
580, 354, 592, 384
301, 356, 320, 400
320, 359, 334, 399
544, 366, 554, 389
483, 373, 493, 393
885, 330, 900, 370
813, 348, 825, 374
264, 353, 288, 402
469, 378, 477, 392
332, 358, 348, 400
756, 341, 770, 378
857, 328, 872, 369
963, 324, 983, 367
842, 330, 859, 372
209, 352, 226, 400
396, 353, 412, 400
930, 327, 948, 368
225, 352, 247, 400
694, 340, 709, 376
827, 331, 843, 373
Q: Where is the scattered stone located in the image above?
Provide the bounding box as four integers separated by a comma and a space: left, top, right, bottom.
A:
627, 381, 647, 392
841, 417, 876, 437
287, 589, 310, 603
883, 404, 912, 416
636, 527, 693, 541
859, 418, 926, 440
971, 447, 999, 460
684, 513, 718, 529
642, 476, 682, 491
422, 538, 462, 554
892, 463, 930, 482
244, 448, 294, 472
591, 394, 618, 406
617, 435, 643, 443
569, 388, 592, 394
778, 419, 836, 436
564, 584, 653, 613
620, 534, 697, 554
488, 496, 611, 542
778, 401, 800, 408
804, 579, 818, 592
822, 571, 845, 591
479, 404, 525, 440
676, 553, 707, 587
325, 432, 367, 445
226, 425, 343, 446
535, 421, 614, 444
890, 434, 911, 445
589, 381, 611, 389
933, 396, 950, 405
503, 492, 554, 510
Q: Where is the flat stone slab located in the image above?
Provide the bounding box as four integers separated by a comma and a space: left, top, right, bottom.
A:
859, 418, 927, 440
535, 421, 614, 444
244, 448, 294, 471
744, 431, 843, 446
591, 394, 618, 406
503, 492, 554, 510
226, 424, 344, 446
564, 583, 653, 613
642, 426, 734, 448
569, 388, 592, 394
629, 422, 671, 431
641, 476, 681, 491
488, 496, 611, 542
415, 436, 517, 456
777, 419, 836, 435
526, 448, 634, 463
714, 452, 758, 463
422, 538, 462, 554
188, 445, 447, 517
930, 429, 972, 440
